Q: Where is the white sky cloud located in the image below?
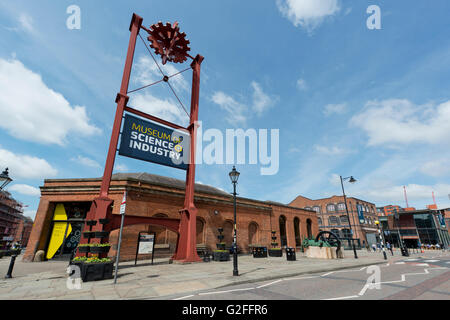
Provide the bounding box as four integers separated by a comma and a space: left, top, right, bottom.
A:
211, 81, 276, 124
9, 184, 40, 196
323, 103, 347, 116
114, 163, 129, 172
350, 99, 450, 146
0, 58, 101, 145
18, 13, 34, 33
276, 0, 341, 32
0, 148, 58, 179
296, 78, 308, 90
314, 144, 349, 155
133, 55, 189, 93
420, 159, 450, 178
71, 155, 101, 168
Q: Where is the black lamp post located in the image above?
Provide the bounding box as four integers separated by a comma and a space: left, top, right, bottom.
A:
229, 166, 240, 276
340, 175, 358, 259
0, 168, 12, 190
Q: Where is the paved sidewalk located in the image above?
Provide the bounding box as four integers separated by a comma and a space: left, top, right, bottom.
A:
0, 249, 445, 300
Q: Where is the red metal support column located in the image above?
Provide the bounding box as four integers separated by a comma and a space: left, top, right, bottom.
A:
173, 54, 204, 262
76, 14, 143, 257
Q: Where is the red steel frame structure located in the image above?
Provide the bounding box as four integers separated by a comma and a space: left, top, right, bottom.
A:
76, 13, 203, 263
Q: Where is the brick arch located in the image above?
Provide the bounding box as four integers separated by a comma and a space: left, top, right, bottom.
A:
223, 220, 234, 245
248, 221, 259, 245
279, 215, 287, 246
293, 217, 301, 246
196, 217, 206, 244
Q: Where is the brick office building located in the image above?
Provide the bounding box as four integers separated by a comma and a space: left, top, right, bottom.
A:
14, 216, 33, 247
23, 173, 318, 262
0, 190, 25, 250
289, 195, 379, 247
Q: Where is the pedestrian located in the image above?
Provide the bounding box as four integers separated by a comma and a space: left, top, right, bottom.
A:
386, 242, 393, 256
371, 243, 376, 252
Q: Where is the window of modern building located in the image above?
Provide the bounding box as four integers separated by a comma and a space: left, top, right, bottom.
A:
327, 204, 335, 212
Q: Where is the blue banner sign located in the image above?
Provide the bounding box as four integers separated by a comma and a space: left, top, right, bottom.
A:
437, 214, 446, 228
357, 204, 365, 224
119, 114, 190, 170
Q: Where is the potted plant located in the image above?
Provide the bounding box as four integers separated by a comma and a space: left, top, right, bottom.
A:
80, 257, 114, 282
216, 242, 226, 250
269, 231, 282, 257
212, 249, 230, 262
90, 243, 111, 254
77, 244, 90, 253
252, 245, 268, 258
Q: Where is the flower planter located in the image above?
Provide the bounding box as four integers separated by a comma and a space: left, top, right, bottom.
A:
216, 243, 226, 250
212, 251, 230, 262
78, 246, 90, 253
252, 246, 267, 258
90, 245, 111, 254
286, 247, 296, 261
268, 248, 283, 257
86, 220, 97, 227
80, 262, 114, 282
94, 231, 109, 239
83, 232, 95, 239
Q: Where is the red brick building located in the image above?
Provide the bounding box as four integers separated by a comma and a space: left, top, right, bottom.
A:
0, 190, 25, 250
23, 173, 318, 262
14, 216, 33, 247
289, 195, 379, 247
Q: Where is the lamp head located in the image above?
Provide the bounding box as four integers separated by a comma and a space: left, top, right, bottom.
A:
348, 176, 357, 183
229, 166, 240, 184
0, 168, 12, 190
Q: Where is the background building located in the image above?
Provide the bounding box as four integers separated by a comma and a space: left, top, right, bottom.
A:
377, 205, 416, 216
379, 208, 450, 248
289, 195, 379, 248
23, 173, 318, 262
0, 190, 25, 249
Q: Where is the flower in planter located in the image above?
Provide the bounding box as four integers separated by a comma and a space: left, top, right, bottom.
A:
85, 257, 112, 263
73, 256, 88, 262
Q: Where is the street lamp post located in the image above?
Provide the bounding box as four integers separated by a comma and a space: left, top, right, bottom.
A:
229, 166, 240, 276
0, 168, 12, 190
340, 175, 358, 259
375, 220, 387, 260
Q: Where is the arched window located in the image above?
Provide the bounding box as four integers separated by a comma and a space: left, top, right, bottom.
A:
279, 215, 287, 246
196, 217, 205, 244
327, 204, 335, 212
294, 217, 301, 246
307, 218, 312, 238
248, 222, 258, 245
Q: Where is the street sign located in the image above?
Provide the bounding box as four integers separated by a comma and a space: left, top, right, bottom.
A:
119, 191, 127, 215
119, 114, 190, 170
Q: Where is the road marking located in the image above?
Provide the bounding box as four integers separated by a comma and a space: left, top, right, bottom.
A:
283, 276, 320, 281
256, 280, 283, 288
414, 263, 429, 267
173, 295, 194, 300
321, 272, 334, 277
424, 260, 439, 263
395, 262, 405, 264
323, 295, 359, 300
405, 259, 419, 261
198, 287, 255, 295
446, 262, 450, 264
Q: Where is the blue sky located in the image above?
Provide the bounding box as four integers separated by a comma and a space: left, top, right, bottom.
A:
1, 0, 450, 219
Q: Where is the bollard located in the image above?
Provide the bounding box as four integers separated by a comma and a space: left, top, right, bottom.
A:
5, 254, 18, 279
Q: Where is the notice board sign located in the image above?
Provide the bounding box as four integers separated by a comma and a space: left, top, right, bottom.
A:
135, 232, 156, 265
119, 114, 190, 170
